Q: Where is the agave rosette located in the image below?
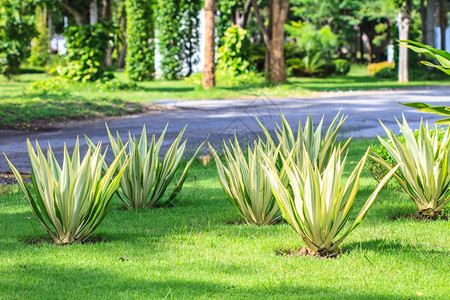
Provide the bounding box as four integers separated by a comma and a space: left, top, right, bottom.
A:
209, 137, 281, 225
370, 116, 450, 217
258, 111, 351, 171
90, 124, 206, 209
262, 146, 399, 254
5, 139, 128, 244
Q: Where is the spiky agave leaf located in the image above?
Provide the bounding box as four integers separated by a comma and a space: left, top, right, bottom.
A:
95, 123, 206, 209
209, 137, 281, 225
370, 116, 450, 217
257, 111, 351, 171
5, 138, 128, 245
261, 146, 399, 254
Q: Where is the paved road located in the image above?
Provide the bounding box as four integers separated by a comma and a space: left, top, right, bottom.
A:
1, 86, 449, 173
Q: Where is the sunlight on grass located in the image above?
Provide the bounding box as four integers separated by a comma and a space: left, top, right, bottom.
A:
0, 140, 448, 299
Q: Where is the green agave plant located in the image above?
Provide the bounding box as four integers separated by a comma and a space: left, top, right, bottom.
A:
209, 137, 281, 225
370, 116, 450, 218
90, 124, 206, 210
261, 146, 399, 255
258, 111, 351, 171
5, 139, 128, 245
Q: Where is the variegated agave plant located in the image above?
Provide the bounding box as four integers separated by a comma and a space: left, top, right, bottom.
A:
89, 124, 206, 210
209, 137, 282, 225
258, 111, 351, 172
5, 139, 128, 245
262, 146, 399, 255
370, 116, 450, 218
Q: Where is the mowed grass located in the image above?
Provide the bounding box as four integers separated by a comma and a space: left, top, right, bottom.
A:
0, 140, 448, 299
1, 66, 449, 129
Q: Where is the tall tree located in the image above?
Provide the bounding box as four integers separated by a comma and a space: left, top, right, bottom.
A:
252, 0, 290, 84
125, 0, 155, 81
439, 0, 447, 50
425, 0, 436, 47
203, 0, 216, 89
396, 0, 412, 83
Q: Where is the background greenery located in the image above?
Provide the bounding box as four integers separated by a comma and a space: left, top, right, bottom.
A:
1, 67, 449, 129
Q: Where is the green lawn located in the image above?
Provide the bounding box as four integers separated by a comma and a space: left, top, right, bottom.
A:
1, 67, 449, 129
0, 140, 448, 299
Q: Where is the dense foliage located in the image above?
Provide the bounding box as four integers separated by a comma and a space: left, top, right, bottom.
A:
62, 23, 112, 82
217, 25, 253, 76
126, 0, 155, 81
0, 0, 36, 79
29, 6, 49, 67
157, 0, 201, 79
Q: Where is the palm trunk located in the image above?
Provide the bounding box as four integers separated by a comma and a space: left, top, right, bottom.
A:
203, 0, 216, 89
397, 0, 411, 83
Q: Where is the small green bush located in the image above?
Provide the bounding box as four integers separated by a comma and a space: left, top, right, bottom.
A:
0, 0, 36, 79
62, 23, 113, 82
333, 59, 350, 75
217, 25, 253, 76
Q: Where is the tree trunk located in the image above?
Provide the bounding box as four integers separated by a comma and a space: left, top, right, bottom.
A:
101, 0, 111, 19
269, 0, 289, 84
252, 0, 289, 84
426, 0, 436, 47
90, 0, 98, 25
203, 0, 216, 89
439, 0, 447, 50
397, 0, 411, 83
359, 26, 364, 63
117, 8, 127, 69
420, 0, 427, 44
264, 0, 273, 80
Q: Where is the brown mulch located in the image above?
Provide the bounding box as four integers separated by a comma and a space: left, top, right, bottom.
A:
275, 247, 343, 259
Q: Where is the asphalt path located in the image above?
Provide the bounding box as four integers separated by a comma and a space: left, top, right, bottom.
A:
1, 86, 449, 173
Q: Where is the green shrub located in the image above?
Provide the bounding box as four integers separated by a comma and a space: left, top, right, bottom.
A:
5, 139, 128, 244
374, 66, 396, 79
157, 0, 201, 79
217, 25, 253, 76
62, 23, 113, 82
0, 0, 36, 79
126, 0, 155, 81
209, 138, 281, 225
333, 59, 350, 75
28, 6, 48, 67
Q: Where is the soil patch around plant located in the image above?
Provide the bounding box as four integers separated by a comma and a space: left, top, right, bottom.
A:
275, 247, 343, 259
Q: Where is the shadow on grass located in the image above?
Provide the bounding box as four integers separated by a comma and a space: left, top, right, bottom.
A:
0, 263, 410, 299
343, 238, 449, 256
